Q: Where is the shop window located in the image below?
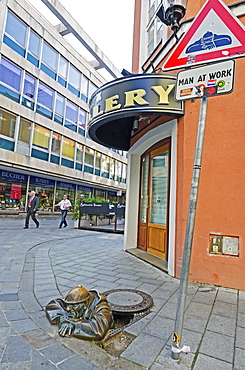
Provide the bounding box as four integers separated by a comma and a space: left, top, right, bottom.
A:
22, 73, 36, 110
18, 119, 31, 144
101, 154, 110, 178
68, 65, 80, 97
27, 30, 41, 67
0, 176, 27, 211
110, 158, 115, 180
64, 100, 78, 132
115, 161, 122, 182
94, 189, 106, 200
78, 109, 86, 136
4, 11, 27, 57
81, 75, 89, 103
36, 82, 54, 119
55, 186, 75, 206
33, 124, 50, 150
0, 58, 22, 103
62, 137, 75, 159
58, 56, 68, 87
41, 42, 58, 80
31, 184, 54, 212
84, 147, 94, 174
54, 94, 65, 124
0, 110, 16, 139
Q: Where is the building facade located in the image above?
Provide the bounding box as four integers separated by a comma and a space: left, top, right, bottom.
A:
0, 0, 127, 212
88, 0, 245, 290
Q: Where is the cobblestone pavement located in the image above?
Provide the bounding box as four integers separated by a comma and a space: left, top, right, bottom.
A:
0, 219, 244, 369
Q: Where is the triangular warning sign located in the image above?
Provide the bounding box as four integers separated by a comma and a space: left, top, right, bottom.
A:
163, 0, 245, 70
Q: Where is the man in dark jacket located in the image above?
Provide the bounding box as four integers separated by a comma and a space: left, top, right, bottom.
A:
23, 191, 39, 229
45, 285, 113, 341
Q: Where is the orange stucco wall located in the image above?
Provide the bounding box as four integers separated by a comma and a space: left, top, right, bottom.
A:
175, 56, 245, 289
132, 0, 245, 289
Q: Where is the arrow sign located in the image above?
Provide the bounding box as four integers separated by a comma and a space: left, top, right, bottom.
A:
163, 0, 245, 70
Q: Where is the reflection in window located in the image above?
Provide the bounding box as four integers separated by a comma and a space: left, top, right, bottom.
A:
139, 156, 149, 223
81, 75, 88, 102
0, 58, 22, 91
76, 144, 83, 163
23, 73, 35, 98
0, 109, 16, 138
51, 133, 61, 154
110, 158, 115, 180
18, 119, 31, 143
41, 42, 58, 71
28, 30, 40, 57
33, 124, 50, 149
115, 161, 122, 182
95, 152, 101, 168
122, 163, 127, 183
37, 83, 53, 110
5, 11, 27, 47
84, 147, 94, 166
68, 65, 80, 90
59, 57, 68, 78
88, 81, 97, 99
65, 100, 78, 131
54, 94, 64, 124
78, 109, 86, 135
102, 155, 110, 178
62, 137, 75, 159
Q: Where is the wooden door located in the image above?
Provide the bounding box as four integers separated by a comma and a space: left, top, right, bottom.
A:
138, 142, 170, 260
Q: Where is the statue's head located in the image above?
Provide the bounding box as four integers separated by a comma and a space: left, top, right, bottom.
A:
64, 285, 90, 318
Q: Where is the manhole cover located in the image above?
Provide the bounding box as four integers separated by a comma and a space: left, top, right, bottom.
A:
103, 289, 153, 315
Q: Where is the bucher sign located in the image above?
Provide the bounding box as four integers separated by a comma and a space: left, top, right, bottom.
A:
80, 202, 125, 217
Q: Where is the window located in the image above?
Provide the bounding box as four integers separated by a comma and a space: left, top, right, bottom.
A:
0, 58, 22, 102
101, 155, 110, 178
54, 94, 65, 124
110, 158, 115, 180
41, 42, 58, 79
147, 22, 155, 55
22, 73, 36, 109
95, 152, 101, 176
65, 100, 78, 131
0, 110, 16, 139
51, 132, 61, 154
4, 11, 27, 56
36, 82, 54, 119
115, 161, 122, 182
18, 119, 31, 143
27, 30, 40, 66
76, 144, 83, 170
58, 56, 68, 87
33, 124, 50, 150
78, 108, 86, 135
62, 137, 75, 159
88, 81, 97, 99
68, 65, 81, 96
84, 147, 94, 174
122, 163, 127, 183
81, 75, 89, 102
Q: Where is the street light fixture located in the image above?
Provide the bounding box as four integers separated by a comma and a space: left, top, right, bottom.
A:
156, 0, 187, 40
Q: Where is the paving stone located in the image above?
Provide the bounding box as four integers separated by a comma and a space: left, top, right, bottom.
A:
185, 301, 212, 319
236, 326, 245, 349
11, 319, 39, 334
4, 309, 29, 321
183, 314, 207, 333
215, 291, 238, 305
1, 335, 32, 363
199, 330, 234, 363
0, 361, 31, 369
58, 354, 102, 370
121, 332, 166, 368
207, 314, 236, 336
192, 291, 217, 305
142, 315, 175, 340
0, 328, 11, 346
212, 301, 237, 318
237, 312, 245, 328
39, 342, 74, 364
234, 347, 245, 369
0, 294, 18, 302
21, 329, 54, 349
193, 353, 232, 369
30, 350, 57, 370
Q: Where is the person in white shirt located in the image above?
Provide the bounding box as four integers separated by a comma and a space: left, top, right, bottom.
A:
55, 194, 72, 228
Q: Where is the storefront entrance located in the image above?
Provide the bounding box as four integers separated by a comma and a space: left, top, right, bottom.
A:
138, 140, 170, 260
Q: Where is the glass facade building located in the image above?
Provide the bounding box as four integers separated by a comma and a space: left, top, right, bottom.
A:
0, 0, 127, 211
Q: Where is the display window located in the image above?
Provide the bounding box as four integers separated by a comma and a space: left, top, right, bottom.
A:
0, 170, 27, 210
55, 181, 75, 208
29, 176, 55, 211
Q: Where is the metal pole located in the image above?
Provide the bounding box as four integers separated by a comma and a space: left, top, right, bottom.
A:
171, 96, 208, 360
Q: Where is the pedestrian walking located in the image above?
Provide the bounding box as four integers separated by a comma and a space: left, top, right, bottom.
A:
55, 194, 72, 228
23, 191, 40, 229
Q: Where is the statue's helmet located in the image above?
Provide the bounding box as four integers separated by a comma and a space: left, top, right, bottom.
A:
63, 285, 90, 304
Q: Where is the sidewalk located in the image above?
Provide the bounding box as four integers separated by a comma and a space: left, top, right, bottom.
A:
0, 219, 244, 369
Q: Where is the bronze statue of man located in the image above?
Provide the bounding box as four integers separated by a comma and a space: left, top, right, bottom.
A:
45, 285, 113, 341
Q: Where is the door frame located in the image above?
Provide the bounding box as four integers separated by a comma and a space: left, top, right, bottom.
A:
137, 138, 171, 261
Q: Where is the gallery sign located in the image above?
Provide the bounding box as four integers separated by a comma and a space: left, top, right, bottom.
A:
88, 74, 183, 150
175, 60, 235, 101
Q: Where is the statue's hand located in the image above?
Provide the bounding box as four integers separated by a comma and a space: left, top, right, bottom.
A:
58, 321, 74, 337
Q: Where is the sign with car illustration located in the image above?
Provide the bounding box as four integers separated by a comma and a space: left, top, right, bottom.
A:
163, 0, 245, 70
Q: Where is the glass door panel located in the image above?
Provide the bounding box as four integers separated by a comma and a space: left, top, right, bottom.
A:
140, 156, 149, 223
